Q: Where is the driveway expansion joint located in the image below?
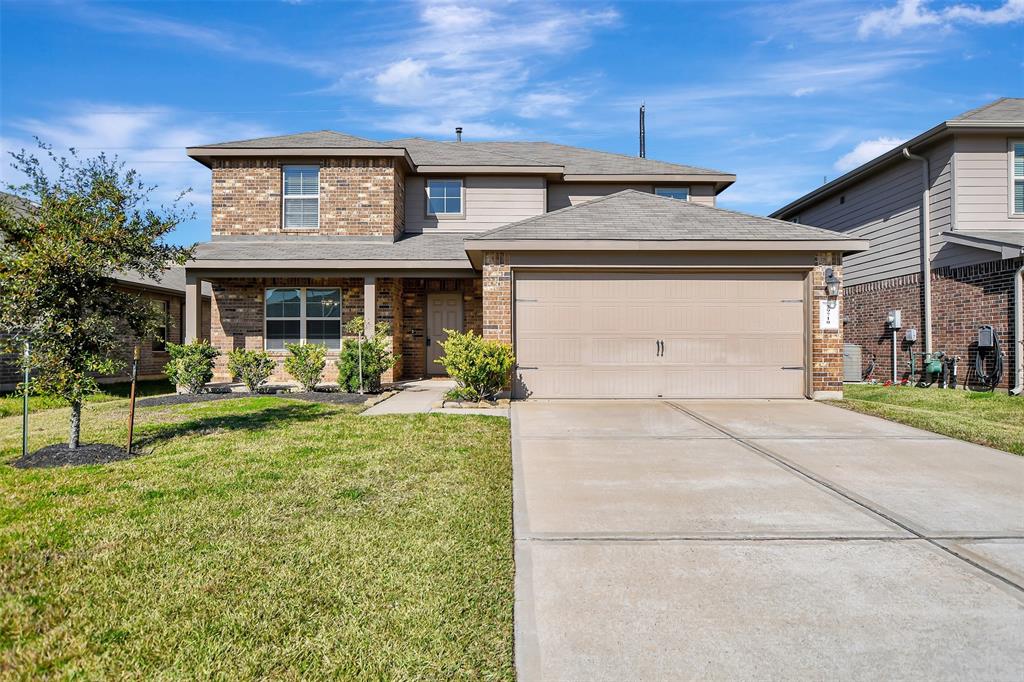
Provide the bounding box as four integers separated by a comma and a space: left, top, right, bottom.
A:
664, 401, 1024, 595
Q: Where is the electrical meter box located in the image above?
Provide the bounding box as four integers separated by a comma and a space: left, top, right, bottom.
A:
886, 310, 902, 329
978, 326, 995, 348
905, 328, 918, 343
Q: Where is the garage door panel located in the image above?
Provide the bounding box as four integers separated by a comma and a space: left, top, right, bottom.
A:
515, 271, 806, 399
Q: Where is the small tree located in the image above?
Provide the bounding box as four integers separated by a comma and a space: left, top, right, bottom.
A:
227, 348, 276, 393
0, 142, 193, 449
336, 317, 398, 393
284, 342, 326, 391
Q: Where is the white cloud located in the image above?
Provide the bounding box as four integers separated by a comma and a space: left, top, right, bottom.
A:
858, 0, 1024, 38
1, 105, 269, 219
518, 92, 578, 119
834, 136, 905, 172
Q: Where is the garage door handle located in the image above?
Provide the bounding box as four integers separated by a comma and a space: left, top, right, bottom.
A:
781, 366, 804, 370
518, 366, 538, 370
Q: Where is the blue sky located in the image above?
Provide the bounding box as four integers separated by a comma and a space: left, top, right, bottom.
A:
2, 0, 1022, 245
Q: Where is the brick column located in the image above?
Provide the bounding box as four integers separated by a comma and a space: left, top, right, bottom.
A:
811, 252, 844, 400
482, 252, 512, 343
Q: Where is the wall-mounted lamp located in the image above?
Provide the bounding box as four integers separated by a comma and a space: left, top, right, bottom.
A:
824, 268, 841, 298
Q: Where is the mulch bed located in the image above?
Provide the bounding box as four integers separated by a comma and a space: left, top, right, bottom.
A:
11, 443, 138, 469
135, 390, 375, 409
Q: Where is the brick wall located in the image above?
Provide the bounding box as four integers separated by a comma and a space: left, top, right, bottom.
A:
810, 253, 845, 399
209, 276, 411, 384
211, 158, 404, 238
482, 252, 512, 343
844, 256, 1020, 389
400, 278, 483, 378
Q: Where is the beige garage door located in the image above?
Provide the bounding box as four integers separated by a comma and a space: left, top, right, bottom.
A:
514, 271, 806, 399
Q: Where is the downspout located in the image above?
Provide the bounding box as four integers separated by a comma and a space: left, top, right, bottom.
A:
903, 148, 932, 355
1013, 261, 1024, 395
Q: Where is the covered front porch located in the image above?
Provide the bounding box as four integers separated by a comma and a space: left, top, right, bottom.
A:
183, 272, 482, 384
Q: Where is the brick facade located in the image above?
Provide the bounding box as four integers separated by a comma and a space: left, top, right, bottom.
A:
482, 252, 512, 343
208, 276, 479, 385
810, 253, 845, 399
845, 256, 1020, 389
211, 158, 404, 238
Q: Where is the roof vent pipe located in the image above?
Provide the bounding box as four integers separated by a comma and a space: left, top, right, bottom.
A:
902, 147, 932, 355
455, 127, 462, 142
639, 104, 646, 158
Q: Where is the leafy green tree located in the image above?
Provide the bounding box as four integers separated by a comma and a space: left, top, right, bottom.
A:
0, 142, 193, 449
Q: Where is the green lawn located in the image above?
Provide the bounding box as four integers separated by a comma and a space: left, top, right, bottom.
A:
833, 384, 1024, 455
0, 396, 513, 678
0, 378, 176, 418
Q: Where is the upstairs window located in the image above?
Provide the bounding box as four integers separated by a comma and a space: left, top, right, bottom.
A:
265, 287, 341, 350
1013, 141, 1024, 215
427, 179, 463, 216
283, 165, 319, 229
655, 187, 689, 201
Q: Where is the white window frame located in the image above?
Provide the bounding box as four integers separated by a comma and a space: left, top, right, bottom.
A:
282, 165, 320, 230
264, 287, 342, 351
425, 178, 465, 218
655, 186, 690, 201
1010, 139, 1024, 218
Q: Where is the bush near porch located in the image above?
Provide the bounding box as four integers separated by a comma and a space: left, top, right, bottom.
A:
832, 384, 1024, 455
0, 396, 513, 678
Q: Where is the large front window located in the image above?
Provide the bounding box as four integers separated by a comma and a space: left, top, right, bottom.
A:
1013, 141, 1024, 215
265, 287, 341, 350
283, 165, 319, 229
427, 179, 463, 215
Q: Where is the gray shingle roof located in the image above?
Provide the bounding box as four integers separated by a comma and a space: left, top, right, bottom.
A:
468, 190, 858, 241
198, 131, 393, 149
385, 137, 551, 166
463, 141, 728, 176
952, 98, 1024, 123
192, 232, 471, 265
114, 268, 213, 296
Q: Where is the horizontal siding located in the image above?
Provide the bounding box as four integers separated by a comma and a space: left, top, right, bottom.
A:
547, 182, 717, 211
404, 176, 546, 233
955, 134, 1017, 230
794, 138, 953, 286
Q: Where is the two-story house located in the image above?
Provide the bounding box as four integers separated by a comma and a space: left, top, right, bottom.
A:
772, 98, 1023, 393
183, 132, 865, 399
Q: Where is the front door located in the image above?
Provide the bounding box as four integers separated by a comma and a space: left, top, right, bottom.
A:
427, 293, 463, 375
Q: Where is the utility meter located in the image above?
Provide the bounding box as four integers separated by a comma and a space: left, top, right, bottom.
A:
978, 325, 995, 348
886, 310, 902, 329
905, 328, 917, 343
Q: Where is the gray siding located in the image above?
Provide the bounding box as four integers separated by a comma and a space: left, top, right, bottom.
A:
547, 182, 717, 211
404, 175, 546, 233
793, 138, 954, 286
954, 133, 1017, 231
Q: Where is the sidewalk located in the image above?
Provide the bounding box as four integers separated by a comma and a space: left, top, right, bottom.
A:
362, 378, 509, 417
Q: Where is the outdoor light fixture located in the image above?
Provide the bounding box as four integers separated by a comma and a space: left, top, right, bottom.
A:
825, 268, 841, 298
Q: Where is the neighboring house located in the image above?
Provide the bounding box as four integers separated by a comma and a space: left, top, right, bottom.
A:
0, 191, 212, 390
772, 98, 1023, 392
183, 132, 865, 399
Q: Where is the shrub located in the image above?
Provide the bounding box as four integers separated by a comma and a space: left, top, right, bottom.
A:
227, 348, 276, 393
284, 343, 326, 392
164, 341, 219, 394
436, 330, 514, 401
336, 317, 398, 393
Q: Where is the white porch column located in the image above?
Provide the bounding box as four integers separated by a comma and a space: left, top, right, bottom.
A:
363, 276, 376, 337
184, 272, 203, 343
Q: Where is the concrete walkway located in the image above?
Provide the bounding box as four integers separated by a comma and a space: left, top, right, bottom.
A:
361, 378, 509, 417
513, 399, 1024, 680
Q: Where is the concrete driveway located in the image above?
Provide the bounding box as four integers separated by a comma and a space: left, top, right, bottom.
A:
513, 400, 1024, 681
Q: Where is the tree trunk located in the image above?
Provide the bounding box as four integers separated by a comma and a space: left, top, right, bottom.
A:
69, 400, 82, 450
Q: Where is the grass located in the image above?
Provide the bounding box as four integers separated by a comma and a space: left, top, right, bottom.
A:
832, 384, 1024, 455
0, 394, 513, 679
0, 379, 176, 418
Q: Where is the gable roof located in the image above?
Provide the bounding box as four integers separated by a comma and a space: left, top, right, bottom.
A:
188, 131, 734, 187
772, 97, 1023, 219
465, 190, 867, 249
